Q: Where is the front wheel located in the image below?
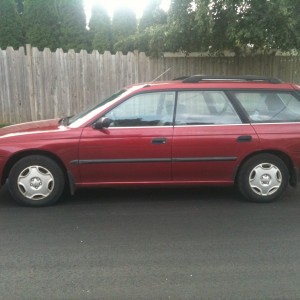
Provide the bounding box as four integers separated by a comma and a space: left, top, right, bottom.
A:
238, 154, 289, 203
8, 155, 65, 207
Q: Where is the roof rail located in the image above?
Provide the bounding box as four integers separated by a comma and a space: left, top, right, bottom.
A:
172, 76, 190, 80
182, 75, 283, 84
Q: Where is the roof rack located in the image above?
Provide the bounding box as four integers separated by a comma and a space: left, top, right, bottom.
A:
172, 76, 190, 80
182, 75, 283, 84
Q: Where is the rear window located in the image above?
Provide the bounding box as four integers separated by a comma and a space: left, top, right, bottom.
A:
233, 91, 300, 123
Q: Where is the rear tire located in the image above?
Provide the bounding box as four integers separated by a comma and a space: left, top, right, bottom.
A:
238, 154, 289, 203
8, 155, 65, 207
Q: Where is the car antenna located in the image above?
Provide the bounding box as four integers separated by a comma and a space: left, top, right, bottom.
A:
144, 68, 171, 87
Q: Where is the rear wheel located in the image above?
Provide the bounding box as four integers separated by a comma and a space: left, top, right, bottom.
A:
8, 155, 65, 207
238, 154, 289, 203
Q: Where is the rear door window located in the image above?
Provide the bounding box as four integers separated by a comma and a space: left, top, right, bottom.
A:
175, 91, 242, 125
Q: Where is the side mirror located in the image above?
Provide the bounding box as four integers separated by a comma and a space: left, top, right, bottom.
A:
93, 117, 111, 130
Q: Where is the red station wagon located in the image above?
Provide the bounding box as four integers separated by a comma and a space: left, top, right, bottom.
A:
1, 75, 300, 206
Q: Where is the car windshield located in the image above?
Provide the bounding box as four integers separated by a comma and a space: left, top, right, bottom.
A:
67, 89, 127, 127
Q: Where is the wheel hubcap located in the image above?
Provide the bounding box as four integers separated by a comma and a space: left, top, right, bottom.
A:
17, 166, 54, 200
249, 163, 282, 196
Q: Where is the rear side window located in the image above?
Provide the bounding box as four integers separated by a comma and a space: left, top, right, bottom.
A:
175, 91, 242, 125
233, 91, 300, 123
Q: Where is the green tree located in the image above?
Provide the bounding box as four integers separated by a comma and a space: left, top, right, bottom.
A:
116, 0, 168, 55
0, 0, 24, 49
235, 0, 300, 52
139, 0, 167, 31
57, 0, 88, 52
89, 3, 112, 53
111, 6, 137, 52
165, 0, 201, 53
101, 0, 300, 55
23, 0, 60, 51
149, 0, 300, 55
142, 24, 170, 56
195, 0, 300, 54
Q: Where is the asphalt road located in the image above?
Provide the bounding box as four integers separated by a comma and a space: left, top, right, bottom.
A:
0, 184, 300, 300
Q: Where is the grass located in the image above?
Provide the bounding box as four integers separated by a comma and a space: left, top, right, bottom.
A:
0, 124, 8, 128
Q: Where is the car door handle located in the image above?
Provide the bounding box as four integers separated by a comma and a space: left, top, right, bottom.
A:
152, 138, 167, 144
237, 135, 252, 142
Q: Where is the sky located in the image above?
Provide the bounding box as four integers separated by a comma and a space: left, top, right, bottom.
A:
84, 0, 171, 19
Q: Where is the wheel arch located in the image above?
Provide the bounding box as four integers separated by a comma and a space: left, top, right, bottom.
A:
234, 150, 297, 187
2, 150, 74, 193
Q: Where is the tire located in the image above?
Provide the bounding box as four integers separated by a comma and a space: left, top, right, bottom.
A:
8, 155, 65, 207
237, 154, 289, 203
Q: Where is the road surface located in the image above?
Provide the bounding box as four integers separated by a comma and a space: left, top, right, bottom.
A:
0, 184, 300, 299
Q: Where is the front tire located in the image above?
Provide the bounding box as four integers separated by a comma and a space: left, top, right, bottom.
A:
238, 154, 289, 203
8, 155, 65, 207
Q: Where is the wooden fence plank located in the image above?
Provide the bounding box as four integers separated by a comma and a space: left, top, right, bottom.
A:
0, 49, 9, 123
4, 47, 14, 124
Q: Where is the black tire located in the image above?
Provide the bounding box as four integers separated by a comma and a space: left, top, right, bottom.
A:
237, 154, 289, 203
8, 155, 65, 207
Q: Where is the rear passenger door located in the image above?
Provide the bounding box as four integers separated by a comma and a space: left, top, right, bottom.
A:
172, 91, 260, 183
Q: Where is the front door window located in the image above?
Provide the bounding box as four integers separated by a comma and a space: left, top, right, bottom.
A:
105, 92, 176, 127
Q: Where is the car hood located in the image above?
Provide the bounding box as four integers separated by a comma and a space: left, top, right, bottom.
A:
0, 119, 64, 138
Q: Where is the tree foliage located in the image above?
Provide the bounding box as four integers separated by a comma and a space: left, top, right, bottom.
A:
139, 0, 167, 31
0, 0, 24, 49
166, 0, 202, 53
194, 0, 300, 54
57, 0, 88, 52
1, 0, 299, 55
23, 0, 60, 51
130, 0, 300, 56
89, 4, 112, 53
115, 0, 168, 56
111, 6, 137, 52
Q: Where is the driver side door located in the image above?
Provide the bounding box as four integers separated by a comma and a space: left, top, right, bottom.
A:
78, 91, 176, 184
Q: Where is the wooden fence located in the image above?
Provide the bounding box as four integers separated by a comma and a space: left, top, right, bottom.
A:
0, 44, 300, 124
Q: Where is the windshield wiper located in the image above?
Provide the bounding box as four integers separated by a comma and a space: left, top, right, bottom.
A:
58, 115, 74, 126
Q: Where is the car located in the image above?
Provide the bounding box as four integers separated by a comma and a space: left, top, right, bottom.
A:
1, 75, 300, 206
